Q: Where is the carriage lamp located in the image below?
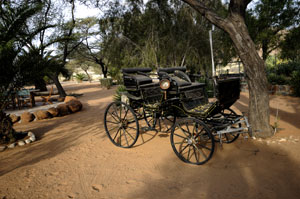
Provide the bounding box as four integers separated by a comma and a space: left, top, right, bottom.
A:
160, 79, 170, 90
160, 79, 170, 100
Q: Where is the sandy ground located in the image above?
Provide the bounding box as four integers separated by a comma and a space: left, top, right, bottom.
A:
0, 82, 299, 199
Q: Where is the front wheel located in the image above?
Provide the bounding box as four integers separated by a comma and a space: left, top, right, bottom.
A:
170, 118, 215, 165
104, 101, 139, 148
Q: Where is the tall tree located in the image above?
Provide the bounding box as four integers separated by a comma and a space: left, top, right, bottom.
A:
181, 0, 273, 137
246, 0, 300, 61
280, 26, 300, 62
0, 0, 43, 143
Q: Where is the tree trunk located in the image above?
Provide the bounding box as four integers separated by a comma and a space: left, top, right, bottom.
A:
0, 110, 16, 144
224, 14, 273, 137
51, 74, 66, 97
34, 78, 47, 91
83, 70, 92, 83
96, 58, 108, 78
181, 0, 273, 137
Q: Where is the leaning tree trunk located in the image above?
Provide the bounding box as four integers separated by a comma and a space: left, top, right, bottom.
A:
225, 14, 273, 137
34, 77, 48, 92
51, 74, 67, 97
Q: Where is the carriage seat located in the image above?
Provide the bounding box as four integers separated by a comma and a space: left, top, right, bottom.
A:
122, 68, 154, 90
183, 101, 217, 118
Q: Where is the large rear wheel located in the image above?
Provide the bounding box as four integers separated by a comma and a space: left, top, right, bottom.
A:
170, 118, 215, 165
104, 101, 139, 148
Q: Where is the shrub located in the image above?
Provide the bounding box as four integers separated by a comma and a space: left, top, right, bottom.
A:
113, 85, 127, 102
267, 73, 289, 85
290, 71, 300, 97
276, 62, 300, 77
100, 78, 113, 89
74, 73, 86, 82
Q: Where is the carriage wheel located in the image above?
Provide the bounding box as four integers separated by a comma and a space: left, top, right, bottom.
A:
170, 118, 215, 165
143, 108, 158, 130
159, 115, 176, 133
215, 108, 240, 143
104, 101, 139, 148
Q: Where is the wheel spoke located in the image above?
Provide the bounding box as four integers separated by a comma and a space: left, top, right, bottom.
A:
194, 144, 208, 160
192, 145, 199, 163
127, 126, 137, 131
108, 111, 120, 123
122, 128, 129, 147
178, 124, 191, 137
194, 128, 205, 139
179, 143, 189, 154
173, 133, 187, 139
123, 108, 129, 120
124, 128, 135, 140
198, 144, 212, 151
113, 128, 121, 142
185, 122, 191, 135
187, 145, 191, 161
174, 140, 188, 145
106, 120, 119, 124
107, 125, 119, 132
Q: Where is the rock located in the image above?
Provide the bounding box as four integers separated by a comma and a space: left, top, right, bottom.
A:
18, 140, 25, 146
0, 145, 7, 152
279, 138, 287, 142
64, 96, 77, 103
57, 104, 70, 116
48, 107, 59, 117
66, 100, 83, 113
29, 136, 36, 142
58, 97, 65, 102
8, 143, 16, 149
9, 114, 20, 123
25, 138, 32, 144
34, 110, 51, 120
21, 112, 35, 123
28, 131, 34, 137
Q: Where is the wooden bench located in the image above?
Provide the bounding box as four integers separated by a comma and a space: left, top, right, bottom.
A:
34, 87, 59, 105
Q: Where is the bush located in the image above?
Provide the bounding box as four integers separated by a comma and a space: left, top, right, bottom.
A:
113, 85, 127, 102
100, 78, 113, 89
290, 71, 300, 96
74, 73, 86, 82
267, 73, 290, 85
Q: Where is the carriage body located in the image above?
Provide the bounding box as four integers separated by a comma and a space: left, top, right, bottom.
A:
104, 67, 251, 165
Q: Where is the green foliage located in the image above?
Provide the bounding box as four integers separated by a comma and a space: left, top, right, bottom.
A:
266, 61, 300, 87
246, 0, 300, 60
108, 67, 122, 84
113, 85, 127, 102
280, 26, 300, 62
74, 73, 87, 81
100, 78, 113, 89
290, 71, 300, 96
267, 73, 289, 85
93, 0, 232, 73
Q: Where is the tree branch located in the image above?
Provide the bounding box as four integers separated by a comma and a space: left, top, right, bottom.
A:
181, 0, 228, 30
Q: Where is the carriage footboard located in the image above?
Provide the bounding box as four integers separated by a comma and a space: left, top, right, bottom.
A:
215, 115, 252, 143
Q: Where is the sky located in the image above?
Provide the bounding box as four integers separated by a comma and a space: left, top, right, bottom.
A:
75, 2, 100, 19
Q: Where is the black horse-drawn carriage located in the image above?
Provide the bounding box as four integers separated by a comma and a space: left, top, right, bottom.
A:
104, 67, 251, 165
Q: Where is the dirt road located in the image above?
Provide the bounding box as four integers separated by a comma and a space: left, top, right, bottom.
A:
0, 82, 299, 199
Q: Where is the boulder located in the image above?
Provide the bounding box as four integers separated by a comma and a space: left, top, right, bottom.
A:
9, 114, 20, 123
47, 107, 59, 117
66, 100, 83, 113
58, 97, 65, 102
57, 104, 70, 116
64, 96, 77, 103
34, 110, 51, 120
21, 112, 35, 123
